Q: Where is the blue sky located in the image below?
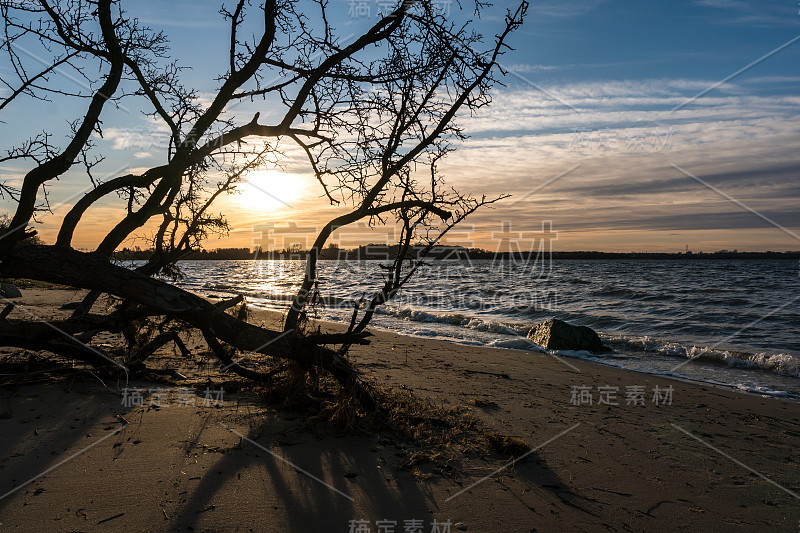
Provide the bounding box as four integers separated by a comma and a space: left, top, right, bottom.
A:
1, 0, 798, 251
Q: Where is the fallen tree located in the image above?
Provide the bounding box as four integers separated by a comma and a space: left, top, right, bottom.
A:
0, 0, 526, 411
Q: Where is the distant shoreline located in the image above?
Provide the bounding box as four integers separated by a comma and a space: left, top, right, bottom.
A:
114, 248, 800, 261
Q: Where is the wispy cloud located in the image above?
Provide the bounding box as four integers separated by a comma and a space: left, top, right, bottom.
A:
744, 75, 800, 84
531, 0, 613, 18
463, 77, 798, 137
507, 63, 564, 73
693, 0, 800, 28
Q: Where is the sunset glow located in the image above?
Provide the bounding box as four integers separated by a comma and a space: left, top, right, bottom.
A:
237, 170, 305, 212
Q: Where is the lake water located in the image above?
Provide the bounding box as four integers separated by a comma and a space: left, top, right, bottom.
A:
166, 258, 800, 398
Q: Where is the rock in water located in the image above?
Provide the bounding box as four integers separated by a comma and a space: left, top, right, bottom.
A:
0, 283, 22, 298
528, 319, 611, 353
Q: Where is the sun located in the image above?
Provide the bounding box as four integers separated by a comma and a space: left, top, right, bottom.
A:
238, 169, 305, 212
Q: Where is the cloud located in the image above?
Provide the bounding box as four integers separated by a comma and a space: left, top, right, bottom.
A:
692, 0, 800, 27
422, 75, 800, 249
745, 76, 800, 84
531, 0, 613, 18
101, 115, 173, 152
532, 162, 800, 201
506, 63, 564, 73
458, 77, 799, 138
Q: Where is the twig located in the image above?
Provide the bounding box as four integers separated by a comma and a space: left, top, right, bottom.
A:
464, 369, 511, 380
97, 512, 124, 524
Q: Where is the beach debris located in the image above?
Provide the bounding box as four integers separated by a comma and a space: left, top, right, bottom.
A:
0, 283, 21, 298
469, 398, 500, 410
527, 319, 612, 353
464, 369, 511, 380
97, 512, 124, 524
484, 433, 531, 458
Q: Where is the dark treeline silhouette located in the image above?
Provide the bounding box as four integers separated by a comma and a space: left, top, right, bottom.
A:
114, 245, 800, 261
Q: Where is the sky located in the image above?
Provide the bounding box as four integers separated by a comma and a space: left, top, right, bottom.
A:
1, 0, 799, 252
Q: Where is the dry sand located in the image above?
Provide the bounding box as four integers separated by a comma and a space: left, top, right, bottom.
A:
0, 289, 798, 532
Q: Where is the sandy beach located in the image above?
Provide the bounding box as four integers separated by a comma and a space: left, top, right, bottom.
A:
0, 289, 798, 532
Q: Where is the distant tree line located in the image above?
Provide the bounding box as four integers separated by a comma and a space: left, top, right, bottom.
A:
113, 245, 800, 261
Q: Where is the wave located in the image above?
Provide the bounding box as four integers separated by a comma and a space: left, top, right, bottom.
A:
603, 335, 800, 378
488, 338, 546, 351
376, 306, 532, 336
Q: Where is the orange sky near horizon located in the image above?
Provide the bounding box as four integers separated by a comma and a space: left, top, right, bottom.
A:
26, 183, 800, 255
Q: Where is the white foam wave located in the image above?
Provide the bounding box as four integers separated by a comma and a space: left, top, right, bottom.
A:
378, 306, 531, 336
604, 335, 800, 378
488, 338, 545, 351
